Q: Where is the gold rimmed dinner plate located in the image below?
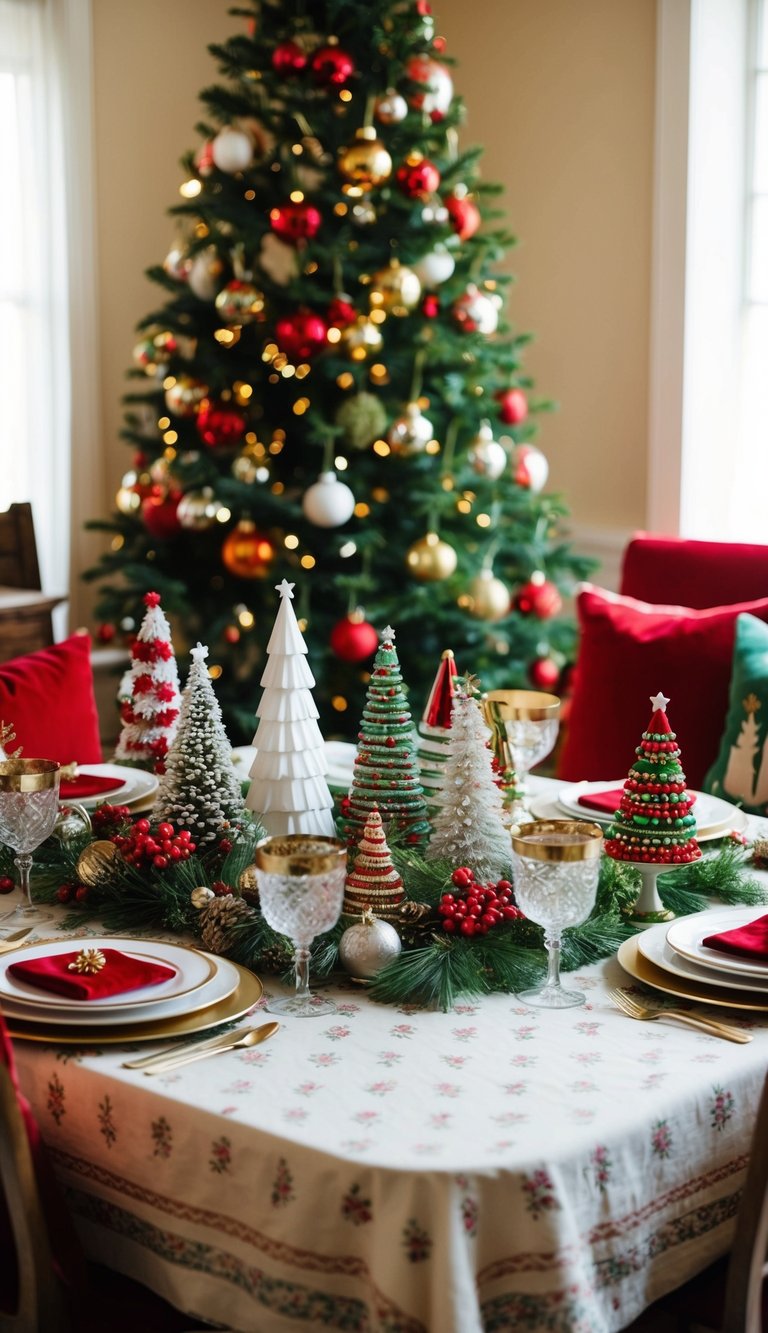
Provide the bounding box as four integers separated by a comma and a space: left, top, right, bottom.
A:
3, 961, 263, 1044
617, 935, 768, 1012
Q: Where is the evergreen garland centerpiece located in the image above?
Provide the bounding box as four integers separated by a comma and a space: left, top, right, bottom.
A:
113, 591, 181, 773
343, 626, 430, 848
154, 643, 244, 843
245, 579, 336, 837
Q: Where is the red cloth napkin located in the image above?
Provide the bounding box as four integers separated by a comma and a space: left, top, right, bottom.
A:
59, 773, 126, 800
702, 914, 768, 961
576, 788, 623, 815
9, 948, 176, 1001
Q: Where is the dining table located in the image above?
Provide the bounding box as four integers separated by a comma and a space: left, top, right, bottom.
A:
6, 777, 768, 1333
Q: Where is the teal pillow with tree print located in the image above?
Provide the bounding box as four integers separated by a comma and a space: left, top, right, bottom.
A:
705, 613, 768, 814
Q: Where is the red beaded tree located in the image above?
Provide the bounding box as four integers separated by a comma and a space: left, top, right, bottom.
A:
113, 591, 181, 773
604, 692, 701, 865
342, 805, 405, 922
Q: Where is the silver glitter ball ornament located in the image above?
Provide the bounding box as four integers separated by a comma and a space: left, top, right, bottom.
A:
339, 911, 402, 980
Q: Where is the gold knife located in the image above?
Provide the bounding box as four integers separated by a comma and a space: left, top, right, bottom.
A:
122, 1021, 279, 1073
0, 926, 35, 953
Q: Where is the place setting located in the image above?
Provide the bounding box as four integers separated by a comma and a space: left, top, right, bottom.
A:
617, 906, 768, 1013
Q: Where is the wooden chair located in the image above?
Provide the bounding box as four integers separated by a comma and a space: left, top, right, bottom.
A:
0, 503, 65, 660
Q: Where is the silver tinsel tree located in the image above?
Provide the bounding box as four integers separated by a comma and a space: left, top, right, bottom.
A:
155, 642, 244, 842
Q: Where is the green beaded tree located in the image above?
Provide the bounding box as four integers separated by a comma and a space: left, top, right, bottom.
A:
343, 626, 430, 847
604, 692, 701, 865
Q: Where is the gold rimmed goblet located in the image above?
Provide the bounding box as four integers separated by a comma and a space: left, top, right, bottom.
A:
483, 689, 560, 825
511, 819, 603, 1008
0, 759, 60, 930
255, 835, 347, 1017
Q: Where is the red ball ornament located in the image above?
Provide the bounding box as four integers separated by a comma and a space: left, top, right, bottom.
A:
269, 200, 322, 246
528, 656, 561, 690
0, 875, 15, 894
224, 625, 241, 644
196, 401, 247, 449
444, 192, 481, 241
396, 156, 441, 199
275, 308, 328, 360
422, 294, 440, 318
97, 623, 117, 644
514, 578, 563, 620
141, 491, 181, 541
195, 139, 215, 177
272, 39, 306, 74
330, 614, 379, 663
327, 296, 357, 328
311, 45, 355, 85
496, 388, 528, 425
221, 520, 275, 579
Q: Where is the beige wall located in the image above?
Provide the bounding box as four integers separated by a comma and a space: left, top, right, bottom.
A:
91, 0, 656, 577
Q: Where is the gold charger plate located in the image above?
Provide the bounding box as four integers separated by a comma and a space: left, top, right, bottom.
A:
3, 960, 263, 1044
617, 935, 768, 1012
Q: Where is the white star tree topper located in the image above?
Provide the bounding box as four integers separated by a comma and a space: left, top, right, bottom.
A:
650, 692, 670, 712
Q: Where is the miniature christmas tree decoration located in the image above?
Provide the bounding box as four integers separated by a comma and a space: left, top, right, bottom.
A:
417, 649, 458, 812
426, 685, 511, 882
246, 581, 336, 837
605, 692, 701, 922
154, 643, 244, 842
342, 805, 405, 922
113, 591, 181, 772
344, 627, 430, 848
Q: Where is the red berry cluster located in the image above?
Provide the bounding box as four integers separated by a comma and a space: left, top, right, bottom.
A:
438, 867, 525, 936
56, 882, 90, 905
110, 818, 196, 871
91, 803, 133, 830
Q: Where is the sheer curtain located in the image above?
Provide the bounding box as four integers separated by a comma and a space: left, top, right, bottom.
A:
0, 0, 98, 626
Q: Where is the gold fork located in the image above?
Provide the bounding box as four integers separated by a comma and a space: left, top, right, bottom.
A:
609, 988, 753, 1043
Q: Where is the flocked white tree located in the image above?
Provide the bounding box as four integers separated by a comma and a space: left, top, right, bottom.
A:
246, 579, 336, 837
426, 685, 511, 880
154, 643, 244, 842
113, 591, 181, 772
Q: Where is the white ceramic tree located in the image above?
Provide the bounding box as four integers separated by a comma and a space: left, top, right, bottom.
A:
427, 685, 511, 881
245, 579, 336, 837
155, 643, 244, 842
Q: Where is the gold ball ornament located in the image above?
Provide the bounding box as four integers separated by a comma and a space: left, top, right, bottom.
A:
231, 452, 268, 484
466, 569, 511, 621
116, 483, 142, 516
164, 375, 209, 417
214, 281, 266, 326
339, 316, 384, 360
221, 520, 275, 579
191, 886, 215, 909
387, 402, 434, 455
370, 260, 421, 316
177, 488, 218, 530
406, 532, 458, 581
76, 839, 122, 888
338, 127, 393, 191
238, 864, 259, 904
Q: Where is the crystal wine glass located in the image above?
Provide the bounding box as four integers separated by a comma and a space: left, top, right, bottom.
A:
511, 819, 603, 1008
255, 834, 347, 1017
483, 689, 560, 825
0, 759, 60, 930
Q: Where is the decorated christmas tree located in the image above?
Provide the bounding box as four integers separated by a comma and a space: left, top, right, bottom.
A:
113, 592, 181, 772
342, 805, 405, 922
154, 643, 244, 842
604, 692, 701, 865
426, 683, 510, 880
416, 648, 458, 810
344, 626, 430, 847
246, 578, 336, 836
85, 0, 593, 741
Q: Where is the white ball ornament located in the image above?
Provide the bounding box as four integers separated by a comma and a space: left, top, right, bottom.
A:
163, 243, 190, 282
339, 912, 402, 980
452, 285, 499, 336
187, 248, 225, 302
511, 443, 549, 493
468, 422, 507, 480
405, 56, 454, 116
302, 471, 355, 527
412, 246, 455, 288
211, 126, 254, 174
375, 89, 409, 125
387, 402, 434, 455
177, 488, 218, 531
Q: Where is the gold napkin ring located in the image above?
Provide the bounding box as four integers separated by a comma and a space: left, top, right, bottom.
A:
68, 948, 106, 975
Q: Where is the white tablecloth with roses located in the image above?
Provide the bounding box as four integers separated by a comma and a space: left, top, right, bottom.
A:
11, 928, 768, 1333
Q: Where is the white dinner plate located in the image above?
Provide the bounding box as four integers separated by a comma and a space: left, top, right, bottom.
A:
555, 781, 749, 840
231, 740, 356, 789
0, 936, 213, 1013
616, 934, 768, 1012
59, 764, 159, 811
0, 950, 240, 1027
637, 920, 768, 993
666, 907, 768, 979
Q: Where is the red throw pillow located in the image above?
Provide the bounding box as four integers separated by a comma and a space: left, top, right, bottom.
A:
0, 634, 102, 765
558, 586, 768, 788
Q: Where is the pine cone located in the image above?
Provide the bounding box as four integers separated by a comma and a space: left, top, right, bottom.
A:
199, 895, 256, 955
256, 940, 294, 975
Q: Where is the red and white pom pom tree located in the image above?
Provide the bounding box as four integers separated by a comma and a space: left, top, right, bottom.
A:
113, 591, 181, 773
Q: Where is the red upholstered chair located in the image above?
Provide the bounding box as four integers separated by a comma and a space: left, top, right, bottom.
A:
619, 532, 768, 608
